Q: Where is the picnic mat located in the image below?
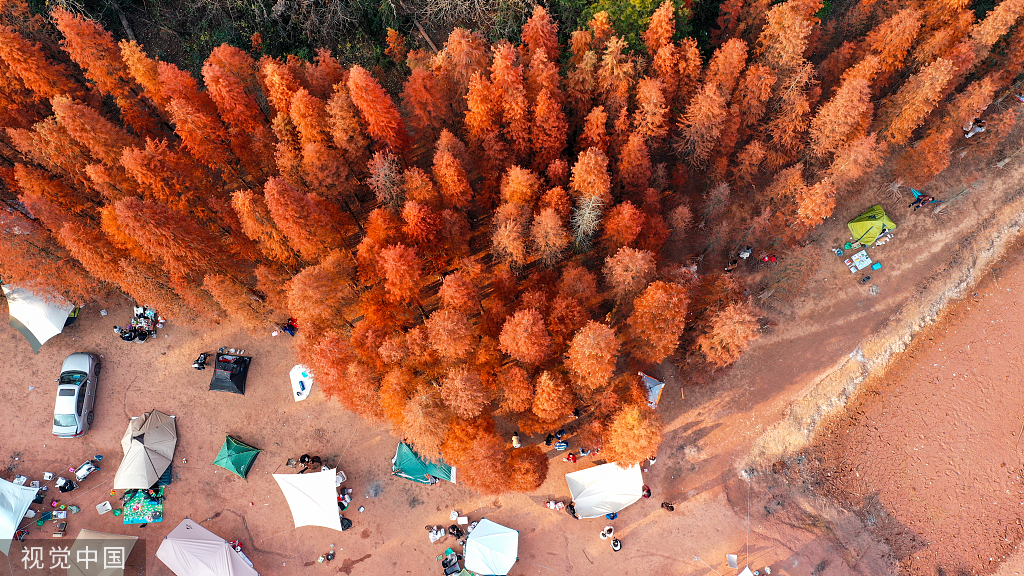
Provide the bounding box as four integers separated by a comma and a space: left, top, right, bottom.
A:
122, 488, 164, 524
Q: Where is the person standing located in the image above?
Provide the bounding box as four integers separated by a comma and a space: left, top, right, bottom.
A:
511, 432, 521, 449
661, 502, 675, 511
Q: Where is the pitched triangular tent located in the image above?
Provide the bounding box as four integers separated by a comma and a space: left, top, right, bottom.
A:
114, 410, 178, 489
210, 353, 251, 395
639, 372, 664, 409
392, 442, 456, 484
272, 469, 342, 531
68, 529, 138, 576
2, 284, 75, 353
464, 518, 519, 576
156, 518, 260, 576
0, 477, 37, 555
847, 205, 896, 246
213, 436, 261, 479
565, 462, 644, 518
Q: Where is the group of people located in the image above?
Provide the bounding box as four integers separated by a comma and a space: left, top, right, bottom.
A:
113, 305, 161, 343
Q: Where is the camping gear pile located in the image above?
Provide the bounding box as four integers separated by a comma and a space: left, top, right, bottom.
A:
2, 284, 76, 353
114, 305, 162, 343
210, 349, 251, 395
121, 487, 165, 524
426, 517, 519, 575
838, 205, 898, 281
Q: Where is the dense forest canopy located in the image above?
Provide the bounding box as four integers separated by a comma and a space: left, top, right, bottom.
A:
0, 0, 1021, 493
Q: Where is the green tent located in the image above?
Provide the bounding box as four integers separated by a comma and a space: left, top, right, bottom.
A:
212, 436, 262, 479
848, 205, 896, 246
392, 442, 456, 484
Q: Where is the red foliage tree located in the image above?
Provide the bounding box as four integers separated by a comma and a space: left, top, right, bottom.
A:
379, 243, 424, 303
0, 24, 83, 100
570, 147, 612, 203
696, 302, 760, 367
347, 65, 410, 151
499, 308, 552, 364
51, 95, 136, 167
643, 1, 676, 55
263, 177, 349, 260
203, 273, 267, 333
602, 403, 662, 465
531, 88, 568, 169
439, 272, 480, 315
433, 149, 474, 209
704, 38, 748, 98
602, 201, 645, 249
579, 106, 610, 153
808, 56, 878, 157
676, 83, 728, 165
881, 58, 955, 146
566, 321, 619, 389
632, 78, 669, 143
492, 202, 530, 267
731, 63, 775, 128
522, 5, 560, 62
440, 367, 489, 418
497, 365, 534, 413
628, 280, 690, 363
530, 207, 570, 265
617, 133, 652, 195
231, 189, 299, 266
532, 370, 576, 421
425, 308, 477, 360
402, 200, 442, 245
508, 446, 549, 491
603, 247, 656, 300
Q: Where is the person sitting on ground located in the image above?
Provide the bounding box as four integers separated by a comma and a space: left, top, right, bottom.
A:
739, 246, 753, 259
545, 434, 555, 446
642, 484, 652, 499
448, 524, 464, 539
964, 118, 986, 138
724, 259, 739, 273
661, 502, 675, 512
563, 452, 577, 463
566, 502, 579, 519
600, 526, 614, 540
511, 432, 521, 449
121, 327, 138, 342
909, 194, 935, 211
610, 538, 622, 551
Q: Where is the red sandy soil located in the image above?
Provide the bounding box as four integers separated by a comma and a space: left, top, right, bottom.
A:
804, 244, 1024, 576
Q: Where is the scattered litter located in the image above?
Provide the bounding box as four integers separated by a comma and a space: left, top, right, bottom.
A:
358, 506, 364, 513
28, 387, 35, 391
100, 309, 108, 315
450, 510, 459, 520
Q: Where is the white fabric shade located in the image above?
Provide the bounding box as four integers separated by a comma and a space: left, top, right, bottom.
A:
68, 529, 138, 576
565, 463, 644, 518
156, 519, 259, 576
272, 469, 342, 531
113, 410, 177, 489
2, 284, 74, 353
464, 518, 518, 575
0, 477, 37, 555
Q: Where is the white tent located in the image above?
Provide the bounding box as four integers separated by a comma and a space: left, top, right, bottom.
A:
565, 462, 644, 518
464, 518, 518, 576
2, 284, 74, 353
113, 410, 178, 489
68, 529, 138, 576
0, 477, 37, 555
156, 519, 259, 576
272, 469, 342, 531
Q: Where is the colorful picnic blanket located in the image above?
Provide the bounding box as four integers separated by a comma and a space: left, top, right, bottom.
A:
122, 487, 164, 524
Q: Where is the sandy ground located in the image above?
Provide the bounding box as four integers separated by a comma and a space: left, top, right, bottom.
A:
803, 243, 1024, 576
1, 118, 1022, 575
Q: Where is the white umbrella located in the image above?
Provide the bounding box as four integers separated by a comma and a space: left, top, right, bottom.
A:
464, 518, 518, 575
2, 284, 74, 353
156, 519, 259, 576
113, 410, 178, 489
272, 469, 342, 531
0, 477, 37, 555
565, 462, 644, 518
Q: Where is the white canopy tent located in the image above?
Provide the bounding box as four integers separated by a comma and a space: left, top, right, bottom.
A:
464, 518, 518, 576
156, 519, 259, 576
272, 469, 342, 531
68, 529, 138, 576
0, 477, 37, 555
113, 410, 178, 489
564, 462, 644, 518
2, 284, 74, 353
